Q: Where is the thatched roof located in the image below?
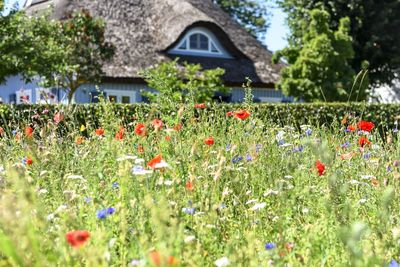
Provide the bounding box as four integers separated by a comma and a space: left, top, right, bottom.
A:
25, 0, 282, 86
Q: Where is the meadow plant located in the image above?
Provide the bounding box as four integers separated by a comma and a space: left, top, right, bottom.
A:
0, 101, 399, 266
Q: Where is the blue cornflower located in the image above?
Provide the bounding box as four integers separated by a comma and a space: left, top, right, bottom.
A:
387, 166, 393, 172
182, 207, 196, 215
265, 242, 276, 250
393, 128, 399, 133
305, 128, 312, 136
107, 207, 115, 214
246, 153, 252, 161
97, 209, 108, 219
278, 140, 285, 146
292, 145, 304, 153
341, 141, 350, 149
226, 144, 232, 151
112, 182, 119, 189
97, 207, 115, 219
232, 155, 243, 164
389, 259, 400, 267
84, 197, 92, 203
363, 153, 371, 159
12, 130, 17, 136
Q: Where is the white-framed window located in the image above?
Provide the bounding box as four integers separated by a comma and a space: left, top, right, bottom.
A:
169, 27, 232, 58
103, 89, 137, 104
16, 89, 32, 104
36, 88, 57, 104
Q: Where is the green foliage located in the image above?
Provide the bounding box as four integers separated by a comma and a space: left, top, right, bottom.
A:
0, 9, 114, 104
140, 60, 228, 106
273, 9, 357, 102
0, 11, 67, 84
277, 0, 400, 87
0, 102, 400, 266
39, 10, 115, 104
213, 0, 270, 40
0, 103, 400, 132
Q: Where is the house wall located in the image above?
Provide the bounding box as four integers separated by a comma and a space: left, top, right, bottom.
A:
1, 76, 290, 103
231, 87, 293, 103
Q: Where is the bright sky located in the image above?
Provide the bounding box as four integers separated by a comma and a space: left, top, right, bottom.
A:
4, 0, 289, 51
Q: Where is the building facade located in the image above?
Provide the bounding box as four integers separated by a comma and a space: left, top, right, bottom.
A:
1, 0, 289, 104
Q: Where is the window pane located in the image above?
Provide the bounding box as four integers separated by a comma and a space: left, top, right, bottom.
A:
178, 40, 187, 50
109, 95, 117, 103
210, 42, 219, 53
189, 34, 198, 49
199, 34, 209, 50
122, 96, 130, 104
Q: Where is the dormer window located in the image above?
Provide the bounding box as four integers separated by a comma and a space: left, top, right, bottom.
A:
190, 33, 209, 50
169, 27, 232, 58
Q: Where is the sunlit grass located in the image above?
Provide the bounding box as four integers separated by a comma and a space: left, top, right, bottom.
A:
0, 102, 399, 266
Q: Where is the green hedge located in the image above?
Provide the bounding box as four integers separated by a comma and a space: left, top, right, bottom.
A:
0, 103, 399, 132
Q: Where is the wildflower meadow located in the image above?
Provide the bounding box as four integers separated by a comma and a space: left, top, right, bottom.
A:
0, 100, 400, 267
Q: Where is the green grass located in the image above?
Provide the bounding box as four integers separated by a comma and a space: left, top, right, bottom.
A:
0, 102, 399, 266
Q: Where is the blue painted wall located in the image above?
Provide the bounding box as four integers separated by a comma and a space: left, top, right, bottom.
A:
1, 76, 291, 104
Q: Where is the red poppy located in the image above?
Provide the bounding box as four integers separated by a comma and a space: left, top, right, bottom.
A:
53, 112, 64, 124
149, 251, 178, 266
147, 155, 162, 168
0, 127, 4, 135
347, 125, 357, 132
135, 123, 146, 136
226, 111, 234, 117
359, 136, 371, 147
204, 136, 214, 145
95, 128, 105, 136
167, 256, 179, 266
115, 127, 125, 140
25, 126, 34, 138
26, 157, 33, 166
173, 124, 182, 131
357, 121, 375, 132
149, 251, 162, 266
195, 103, 206, 109
152, 119, 163, 129
65, 230, 90, 248
234, 110, 251, 120
315, 160, 325, 176
165, 135, 171, 142
76, 136, 85, 145
185, 181, 194, 190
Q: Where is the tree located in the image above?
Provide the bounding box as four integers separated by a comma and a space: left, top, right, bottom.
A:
278, 0, 400, 87
0, 11, 67, 84
213, 0, 270, 40
0, 9, 114, 103
273, 9, 356, 102
39, 10, 115, 103
141, 59, 228, 106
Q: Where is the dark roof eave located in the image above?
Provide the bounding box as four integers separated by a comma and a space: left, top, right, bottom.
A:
101, 76, 275, 88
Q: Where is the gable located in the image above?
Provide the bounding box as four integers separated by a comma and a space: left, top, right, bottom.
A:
168, 27, 232, 59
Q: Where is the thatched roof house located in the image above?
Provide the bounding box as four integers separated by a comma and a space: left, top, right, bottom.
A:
1, 0, 288, 104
